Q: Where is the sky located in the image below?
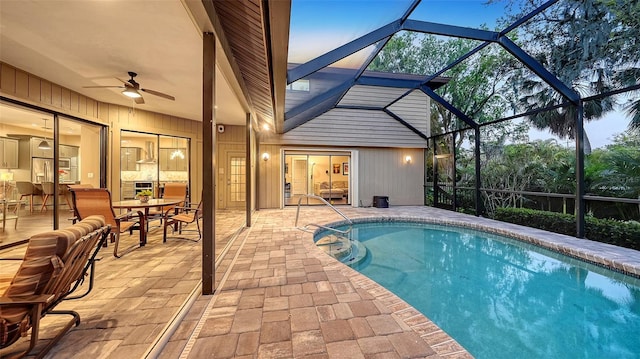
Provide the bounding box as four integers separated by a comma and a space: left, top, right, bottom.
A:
528, 110, 631, 149
289, 0, 510, 63
288, 0, 635, 148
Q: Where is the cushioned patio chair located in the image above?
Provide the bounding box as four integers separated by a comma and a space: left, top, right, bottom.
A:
0, 216, 110, 359
70, 187, 144, 258
147, 182, 187, 225
163, 199, 202, 242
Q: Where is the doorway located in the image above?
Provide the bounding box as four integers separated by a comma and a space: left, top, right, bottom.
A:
226, 152, 246, 209
284, 151, 350, 206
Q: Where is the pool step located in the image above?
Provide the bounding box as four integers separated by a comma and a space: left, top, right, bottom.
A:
316, 234, 367, 266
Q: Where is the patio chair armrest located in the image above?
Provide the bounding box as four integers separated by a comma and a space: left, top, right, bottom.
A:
0, 294, 54, 306
115, 210, 143, 221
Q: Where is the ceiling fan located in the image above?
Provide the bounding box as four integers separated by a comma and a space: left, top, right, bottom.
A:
84, 71, 175, 104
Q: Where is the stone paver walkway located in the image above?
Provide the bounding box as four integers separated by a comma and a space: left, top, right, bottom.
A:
2, 206, 639, 358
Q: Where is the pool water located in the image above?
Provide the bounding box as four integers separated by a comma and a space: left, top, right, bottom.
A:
319, 222, 640, 359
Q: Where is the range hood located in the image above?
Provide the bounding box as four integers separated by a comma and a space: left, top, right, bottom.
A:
137, 141, 156, 163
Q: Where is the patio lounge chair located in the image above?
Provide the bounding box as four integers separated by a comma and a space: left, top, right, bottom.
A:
0, 216, 110, 359
70, 187, 144, 258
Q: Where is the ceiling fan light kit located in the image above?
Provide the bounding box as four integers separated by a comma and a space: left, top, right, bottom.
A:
122, 86, 142, 98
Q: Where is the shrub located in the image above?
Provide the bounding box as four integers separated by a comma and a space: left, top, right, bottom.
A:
494, 207, 640, 250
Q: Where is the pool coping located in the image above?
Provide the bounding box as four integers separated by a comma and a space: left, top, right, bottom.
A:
318, 215, 640, 279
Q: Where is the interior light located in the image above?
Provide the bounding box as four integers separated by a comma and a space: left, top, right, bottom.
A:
170, 149, 185, 160
122, 87, 142, 98
39, 119, 52, 150
405, 155, 412, 164
262, 124, 269, 131
261, 152, 270, 161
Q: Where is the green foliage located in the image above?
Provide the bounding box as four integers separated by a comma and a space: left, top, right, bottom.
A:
494, 207, 640, 250
585, 132, 640, 198
368, 32, 520, 139
497, 0, 640, 135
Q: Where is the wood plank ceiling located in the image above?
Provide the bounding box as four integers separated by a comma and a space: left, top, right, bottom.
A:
210, 0, 289, 132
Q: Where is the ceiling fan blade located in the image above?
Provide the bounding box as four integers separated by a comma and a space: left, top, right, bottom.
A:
134, 96, 145, 105
141, 88, 175, 101
83, 85, 124, 88
115, 77, 129, 85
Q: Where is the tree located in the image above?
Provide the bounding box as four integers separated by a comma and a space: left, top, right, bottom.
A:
496, 0, 640, 134
369, 32, 523, 148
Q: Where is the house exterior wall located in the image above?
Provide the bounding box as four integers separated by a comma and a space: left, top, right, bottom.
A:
278, 108, 429, 148
357, 147, 424, 207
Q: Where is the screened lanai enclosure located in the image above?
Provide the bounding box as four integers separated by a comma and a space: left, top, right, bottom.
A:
285, 0, 640, 243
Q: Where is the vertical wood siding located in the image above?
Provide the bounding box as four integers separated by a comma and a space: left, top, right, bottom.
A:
258, 143, 281, 208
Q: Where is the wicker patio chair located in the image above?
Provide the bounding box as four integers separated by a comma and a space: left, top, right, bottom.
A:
0, 216, 110, 359
70, 187, 144, 258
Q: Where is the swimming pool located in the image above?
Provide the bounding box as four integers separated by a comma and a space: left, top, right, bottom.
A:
316, 221, 640, 359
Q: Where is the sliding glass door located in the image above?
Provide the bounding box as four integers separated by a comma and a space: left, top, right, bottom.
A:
284, 151, 350, 206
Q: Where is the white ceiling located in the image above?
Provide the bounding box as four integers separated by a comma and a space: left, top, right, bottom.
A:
0, 0, 247, 126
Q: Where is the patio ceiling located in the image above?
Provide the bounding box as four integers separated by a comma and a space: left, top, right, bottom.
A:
0, 0, 289, 129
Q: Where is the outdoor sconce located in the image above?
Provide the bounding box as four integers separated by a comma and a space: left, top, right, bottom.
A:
405, 155, 412, 164
262, 152, 270, 161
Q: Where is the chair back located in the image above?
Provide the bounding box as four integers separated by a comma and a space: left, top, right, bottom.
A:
70, 188, 118, 228
159, 183, 187, 214
163, 183, 187, 201
16, 181, 39, 195
41, 181, 55, 195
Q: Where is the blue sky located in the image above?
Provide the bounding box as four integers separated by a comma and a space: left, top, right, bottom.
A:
289, 0, 512, 63
288, 0, 632, 147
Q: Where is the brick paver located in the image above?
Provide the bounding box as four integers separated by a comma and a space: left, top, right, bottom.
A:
7, 206, 636, 358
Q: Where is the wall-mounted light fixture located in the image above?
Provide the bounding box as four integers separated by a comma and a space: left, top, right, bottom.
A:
261, 152, 270, 161
262, 123, 270, 131
405, 155, 412, 164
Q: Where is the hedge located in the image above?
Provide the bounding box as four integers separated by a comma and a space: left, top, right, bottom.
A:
494, 207, 640, 250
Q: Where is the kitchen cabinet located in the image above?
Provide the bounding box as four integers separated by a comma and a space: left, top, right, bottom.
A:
59, 144, 79, 158
120, 147, 140, 171
0, 137, 19, 168
159, 148, 187, 171
121, 181, 135, 200
30, 137, 53, 158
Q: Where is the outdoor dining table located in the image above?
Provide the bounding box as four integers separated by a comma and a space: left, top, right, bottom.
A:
111, 198, 184, 245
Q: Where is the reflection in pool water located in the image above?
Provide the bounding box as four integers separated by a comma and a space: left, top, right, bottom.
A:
317, 222, 640, 359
